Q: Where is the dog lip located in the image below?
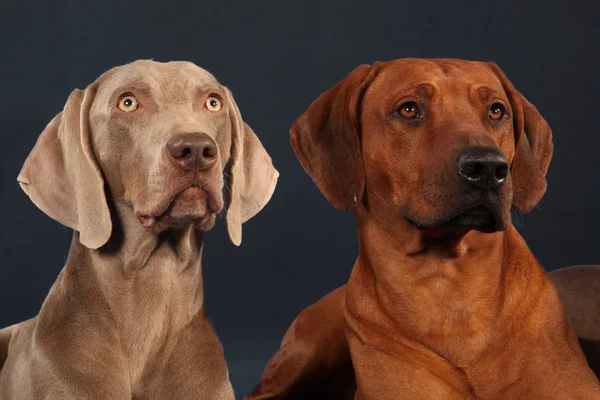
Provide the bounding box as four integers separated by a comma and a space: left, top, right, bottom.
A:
443, 204, 501, 230
137, 183, 219, 224
153, 184, 202, 216
403, 213, 426, 229
460, 205, 493, 215
403, 203, 501, 231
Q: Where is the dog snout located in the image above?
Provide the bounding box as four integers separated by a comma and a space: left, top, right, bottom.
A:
167, 133, 218, 171
457, 147, 508, 189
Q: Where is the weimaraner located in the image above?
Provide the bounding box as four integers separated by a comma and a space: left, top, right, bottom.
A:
0, 60, 278, 399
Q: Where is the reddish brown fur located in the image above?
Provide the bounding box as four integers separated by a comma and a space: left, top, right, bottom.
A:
246, 59, 600, 399
550, 265, 600, 377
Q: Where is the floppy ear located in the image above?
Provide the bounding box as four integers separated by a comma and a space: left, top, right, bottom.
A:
224, 88, 279, 246
17, 87, 112, 249
290, 64, 377, 210
490, 64, 554, 213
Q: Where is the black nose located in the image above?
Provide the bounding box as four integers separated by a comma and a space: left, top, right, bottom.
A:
167, 133, 218, 171
457, 147, 508, 189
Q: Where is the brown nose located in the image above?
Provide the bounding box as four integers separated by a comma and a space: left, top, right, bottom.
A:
167, 133, 218, 171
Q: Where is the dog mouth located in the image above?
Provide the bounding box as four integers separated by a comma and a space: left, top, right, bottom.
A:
138, 184, 223, 230
443, 205, 498, 231
404, 203, 504, 233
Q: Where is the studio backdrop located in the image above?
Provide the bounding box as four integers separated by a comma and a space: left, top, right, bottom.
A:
1, 0, 598, 397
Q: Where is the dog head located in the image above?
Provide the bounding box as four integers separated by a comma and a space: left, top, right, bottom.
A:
18, 60, 278, 248
291, 58, 552, 234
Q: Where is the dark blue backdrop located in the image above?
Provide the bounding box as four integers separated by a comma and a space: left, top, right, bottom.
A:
1, 0, 598, 397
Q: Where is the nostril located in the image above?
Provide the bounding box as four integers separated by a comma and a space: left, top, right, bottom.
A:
460, 162, 484, 179
202, 145, 217, 159
167, 139, 194, 160
470, 163, 483, 177
495, 164, 508, 181
181, 147, 192, 158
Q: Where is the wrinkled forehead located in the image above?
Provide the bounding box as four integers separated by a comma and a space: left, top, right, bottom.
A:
368, 59, 506, 102
93, 60, 224, 106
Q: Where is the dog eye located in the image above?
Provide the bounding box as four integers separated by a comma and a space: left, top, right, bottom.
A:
205, 96, 222, 112
117, 95, 139, 112
489, 103, 505, 121
397, 102, 420, 119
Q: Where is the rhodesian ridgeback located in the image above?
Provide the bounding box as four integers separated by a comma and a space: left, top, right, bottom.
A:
0, 60, 278, 399
550, 265, 600, 377
247, 59, 600, 399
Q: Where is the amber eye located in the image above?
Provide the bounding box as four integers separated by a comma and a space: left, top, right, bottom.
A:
117, 94, 140, 112
205, 96, 222, 112
117, 95, 139, 112
489, 103, 505, 121
398, 102, 420, 119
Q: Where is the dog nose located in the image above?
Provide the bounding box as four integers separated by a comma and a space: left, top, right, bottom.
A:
167, 133, 218, 171
457, 147, 509, 189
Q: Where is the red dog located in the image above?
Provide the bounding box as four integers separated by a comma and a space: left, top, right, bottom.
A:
247, 59, 600, 399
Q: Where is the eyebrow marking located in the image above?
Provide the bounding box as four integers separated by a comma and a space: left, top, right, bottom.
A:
195, 84, 224, 97
112, 82, 154, 99
476, 85, 504, 100
405, 83, 435, 98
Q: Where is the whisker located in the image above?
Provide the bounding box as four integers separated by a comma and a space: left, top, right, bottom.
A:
510, 209, 525, 228
512, 186, 542, 211
512, 186, 526, 195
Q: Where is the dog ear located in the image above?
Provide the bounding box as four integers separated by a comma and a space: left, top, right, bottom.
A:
17, 87, 112, 249
290, 64, 377, 210
224, 88, 279, 246
489, 64, 554, 213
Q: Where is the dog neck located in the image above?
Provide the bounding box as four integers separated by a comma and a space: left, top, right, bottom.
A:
347, 206, 541, 364
53, 201, 208, 382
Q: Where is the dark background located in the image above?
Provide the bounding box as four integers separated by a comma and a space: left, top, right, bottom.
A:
1, 0, 598, 397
